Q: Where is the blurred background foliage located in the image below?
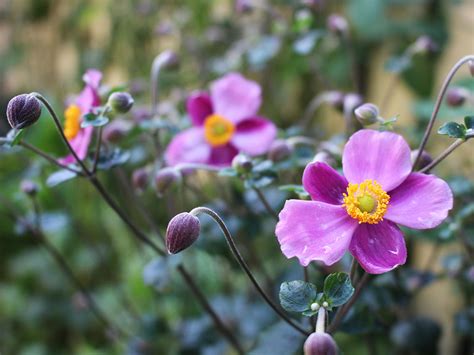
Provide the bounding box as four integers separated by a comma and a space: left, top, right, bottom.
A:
0, 0, 473, 354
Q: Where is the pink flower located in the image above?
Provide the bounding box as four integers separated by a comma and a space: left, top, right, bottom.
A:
60, 69, 102, 164
165, 73, 277, 167
276, 129, 453, 274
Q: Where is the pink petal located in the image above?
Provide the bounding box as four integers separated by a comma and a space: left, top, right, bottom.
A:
164, 127, 211, 166
231, 116, 277, 156
208, 144, 239, 167
186, 92, 213, 126
276, 200, 358, 267
83, 69, 102, 89
59, 127, 93, 164
210, 72, 261, 124
342, 130, 412, 191
385, 173, 453, 229
302, 162, 348, 205
350, 220, 407, 274
76, 69, 102, 112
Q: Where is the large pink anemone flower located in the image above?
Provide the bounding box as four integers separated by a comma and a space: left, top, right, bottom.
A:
165, 73, 277, 167
60, 69, 102, 164
276, 129, 453, 274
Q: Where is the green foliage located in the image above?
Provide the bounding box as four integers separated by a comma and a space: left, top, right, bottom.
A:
323, 272, 355, 308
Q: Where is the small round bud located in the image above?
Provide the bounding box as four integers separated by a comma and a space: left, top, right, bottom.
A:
103, 119, 132, 143
354, 103, 380, 125
304, 332, 338, 355
20, 180, 38, 196
268, 139, 293, 162
155, 50, 180, 70
232, 153, 253, 174
343, 93, 363, 117
469, 60, 474, 77
166, 212, 201, 254
322, 301, 329, 308
154, 167, 182, 196
411, 149, 433, 170
108, 92, 134, 113
310, 303, 320, 311
411, 36, 438, 55
327, 14, 348, 35
445, 87, 469, 107
6, 94, 42, 130
324, 91, 345, 111
132, 168, 149, 191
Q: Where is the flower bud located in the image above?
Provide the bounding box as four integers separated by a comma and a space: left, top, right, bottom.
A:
154, 50, 180, 70
312, 151, 336, 167
445, 87, 469, 107
6, 94, 42, 129
103, 119, 132, 143
327, 14, 348, 35
166, 212, 201, 254
411, 36, 438, 55
304, 332, 338, 355
154, 167, 182, 196
132, 168, 149, 191
343, 93, 363, 117
354, 103, 380, 125
20, 180, 38, 196
324, 91, 345, 111
469, 60, 474, 77
235, 0, 252, 13
108, 92, 134, 113
411, 149, 433, 170
232, 153, 253, 174
268, 139, 293, 162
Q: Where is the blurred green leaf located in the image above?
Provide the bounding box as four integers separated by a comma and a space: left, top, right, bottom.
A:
437, 122, 466, 139
323, 272, 354, 307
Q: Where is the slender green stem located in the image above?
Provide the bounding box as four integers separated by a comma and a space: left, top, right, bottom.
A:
315, 307, 326, 333
253, 187, 279, 221
413, 55, 474, 170
190, 207, 310, 336
349, 257, 359, 284
418, 138, 466, 174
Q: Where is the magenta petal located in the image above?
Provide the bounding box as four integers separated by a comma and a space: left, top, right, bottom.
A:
342, 130, 412, 191
350, 221, 407, 274
210, 72, 261, 124
231, 116, 277, 156
276, 200, 358, 267
59, 127, 94, 164
208, 144, 239, 167
186, 92, 213, 126
385, 173, 453, 229
82, 69, 102, 89
303, 162, 348, 205
164, 127, 211, 166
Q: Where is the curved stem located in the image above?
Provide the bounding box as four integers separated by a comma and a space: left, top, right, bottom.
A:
418, 138, 466, 174
300, 94, 328, 129
190, 207, 310, 336
30, 93, 91, 175
92, 126, 104, 174
413, 55, 474, 170
177, 264, 244, 354
150, 59, 162, 116
327, 273, 369, 334
252, 187, 279, 221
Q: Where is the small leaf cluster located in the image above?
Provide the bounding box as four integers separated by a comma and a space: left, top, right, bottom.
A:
438, 116, 474, 140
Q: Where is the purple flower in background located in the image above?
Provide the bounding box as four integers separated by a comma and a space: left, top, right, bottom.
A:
276, 130, 453, 274
165, 73, 277, 167
60, 69, 102, 164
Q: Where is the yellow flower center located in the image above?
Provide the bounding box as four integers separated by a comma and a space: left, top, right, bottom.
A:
63, 104, 81, 140
343, 179, 390, 224
204, 114, 235, 147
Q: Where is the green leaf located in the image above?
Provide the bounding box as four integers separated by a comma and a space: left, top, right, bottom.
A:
80, 113, 109, 128
96, 149, 130, 170
46, 169, 78, 187
438, 122, 466, 139
323, 272, 354, 307
464, 116, 474, 130
279, 280, 317, 313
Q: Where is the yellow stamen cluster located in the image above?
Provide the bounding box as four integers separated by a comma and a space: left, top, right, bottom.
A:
63, 104, 81, 140
204, 114, 235, 147
343, 179, 390, 224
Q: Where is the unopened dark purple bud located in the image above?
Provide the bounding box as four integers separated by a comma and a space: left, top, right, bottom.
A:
268, 139, 293, 162
103, 119, 132, 143
108, 92, 134, 113
20, 180, 38, 196
327, 14, 348, 35
132, 168, 149, 191
354, 103, 379, 125
155, 167, 182, 196
6, 94, 42, 130
232, 153, 253, 174
446, 87, 468, 107
166, 212, 200, 254
304, 332, 338, 355
411, 149, 433, 170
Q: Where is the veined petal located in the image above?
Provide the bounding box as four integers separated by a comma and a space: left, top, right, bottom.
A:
342, 130, 412, 191
186, 92, 213, 126
276, 200, 358, 267
302, 162, 348, 204
210, 72, 261, 124
385, 173, 453, 229
231, 116, 277, 156
164, 127, 211, 166
350, 221, 407, 274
